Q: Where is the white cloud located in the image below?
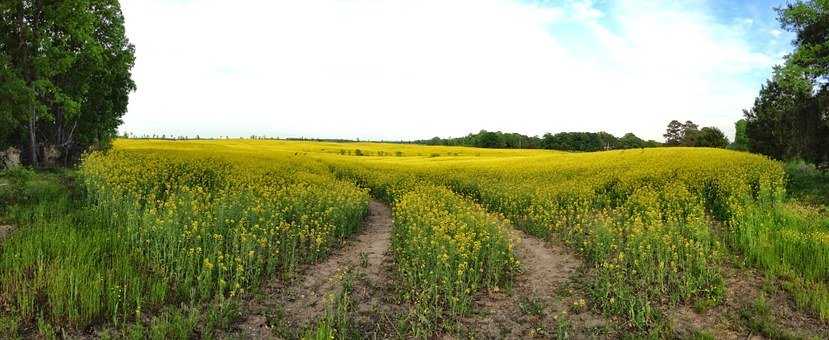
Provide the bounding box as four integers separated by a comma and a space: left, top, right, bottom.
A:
119, 0, 786, 141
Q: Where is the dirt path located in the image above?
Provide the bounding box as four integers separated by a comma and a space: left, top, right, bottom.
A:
234, 200, 395, 339
0, 224, 13, 240
455, 228, 609, 339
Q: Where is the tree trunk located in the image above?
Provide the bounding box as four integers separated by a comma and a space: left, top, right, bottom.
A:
29, 108, 38, 168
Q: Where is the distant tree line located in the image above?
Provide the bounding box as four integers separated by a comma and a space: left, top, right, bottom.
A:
741, 1, 829, 165
415, 130, 661, 151
0, 1, 135, 167
418, 131, 542, 149
662, 120, 729, 148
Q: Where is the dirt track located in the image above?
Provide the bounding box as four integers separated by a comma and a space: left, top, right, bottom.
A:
454, 227, 609, 339
234, 200, 395, 338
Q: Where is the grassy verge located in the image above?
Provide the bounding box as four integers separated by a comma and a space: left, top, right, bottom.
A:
714, 160, 829, 322
785, 160, 829, 208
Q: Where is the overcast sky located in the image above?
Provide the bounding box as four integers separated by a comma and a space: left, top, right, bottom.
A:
118, 0, 793, 142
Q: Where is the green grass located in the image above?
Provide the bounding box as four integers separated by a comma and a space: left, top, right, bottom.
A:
303, 269, 357, 340
722, 161, 829, 320
785, 160, 829, 208
739, 295, 803, 340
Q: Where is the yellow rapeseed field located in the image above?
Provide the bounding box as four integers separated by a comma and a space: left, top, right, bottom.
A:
108, 139, 828, 329
3, 138, 824, 336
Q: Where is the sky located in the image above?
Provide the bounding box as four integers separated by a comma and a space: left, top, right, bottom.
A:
118, 0, 794, 142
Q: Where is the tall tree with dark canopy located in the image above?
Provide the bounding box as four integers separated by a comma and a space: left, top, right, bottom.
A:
0, 0, 135, 167
744, 0, 829, 164
663, 120, 684, 145
681, 120, 700, 147
695, 127, 729, 148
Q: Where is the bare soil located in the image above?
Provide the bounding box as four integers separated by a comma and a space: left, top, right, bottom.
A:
453, 228, 612, 339
0, 224, 12, 240
668, 260, 829, 339
232, 200, 397, 339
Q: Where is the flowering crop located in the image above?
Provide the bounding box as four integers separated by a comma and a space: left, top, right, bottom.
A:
323, 146, 798, 330
3, 138, 821, 336
0, 145, 369, 330
392, 185, 518, 332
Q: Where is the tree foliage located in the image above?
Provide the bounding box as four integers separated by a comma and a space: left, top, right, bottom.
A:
743, 0, 829, 164
0, 0, 135, 167
696, 127, 729, 148
662, 120, 728, 148
416, 130, 660, 151
730, 119, 750, 151
619, 133, 646, 149
663, 120, 684, 146
418, 130, 542, 149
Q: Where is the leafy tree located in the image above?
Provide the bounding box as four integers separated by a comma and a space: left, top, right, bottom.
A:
0, 54, 32, 147
643, 139, 662, 148
417, 130, 542, 149
542, 132, 605, 151
416, 130, 658, 152
0, 0, 135, 166
475, 130, 503, 148
695, 127, 729, 148
681, 121, 700, 146
778, 0, 829, 81
664, 120, 703, 146
742, 1, 829, 164
663, 120, 729, 148
663, 120, 684, 145
596, 131, 619, 150
745, 66, 810, 159
730, 119, 750, 150
619, 133, 645, 149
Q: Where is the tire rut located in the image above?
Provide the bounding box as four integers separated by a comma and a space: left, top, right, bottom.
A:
233, 200, 394, 339
0, 224, 13, 241
456, 228, 609, 339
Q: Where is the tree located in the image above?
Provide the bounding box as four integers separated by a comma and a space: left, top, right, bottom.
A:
415, 130, 658, 152
696, 127, 729, 148
475, 130, 503, 148
618, 133, 645, 149
0, 54, 31, 147
731, 119, 750, 150
0, 0, 135, 166
778, 1, 829, 81
596, 131, 619, 150
663, 120, 684, 145
742, 1, 829, 164
745, 63, 828, 162
680, 121, 700, 146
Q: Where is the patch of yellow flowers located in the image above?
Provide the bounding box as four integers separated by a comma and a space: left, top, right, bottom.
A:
392, 185, 518, 330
